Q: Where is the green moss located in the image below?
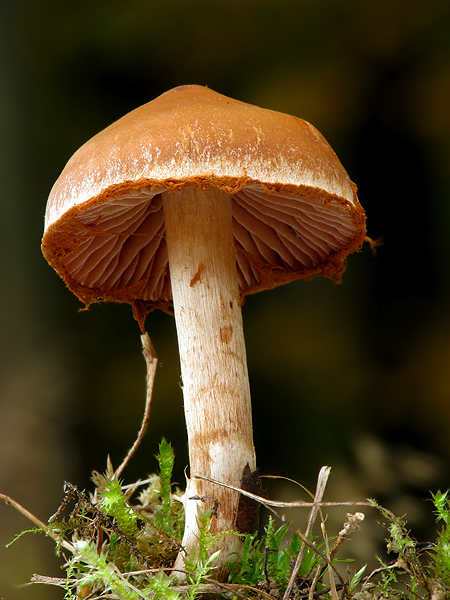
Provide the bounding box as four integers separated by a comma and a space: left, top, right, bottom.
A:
5, 442, 450, 599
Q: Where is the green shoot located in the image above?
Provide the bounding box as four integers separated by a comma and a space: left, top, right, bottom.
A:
143, 570, 181, 600
98, 476, 139, 538
228, 515, 318, 592
182, 504, 224, 599
227, 532, 265, 587
431, 490, 450, 523
5, 527, 45, 548
183, 504, 218, 576
347, 564, 367, 596
65, 540, 151, 600
153, 438, 183, 538
431, 490, 450, 586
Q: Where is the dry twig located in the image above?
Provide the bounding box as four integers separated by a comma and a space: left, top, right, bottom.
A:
114, 331, 158, 479
283, 466, 331, 600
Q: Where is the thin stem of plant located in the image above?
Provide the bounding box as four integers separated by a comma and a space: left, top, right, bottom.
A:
308, 564, 325, 600
193, 473, 388, 512
114, 331, 158, 479
321, 520, 339, 600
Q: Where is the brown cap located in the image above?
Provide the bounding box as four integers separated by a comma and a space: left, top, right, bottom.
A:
42, 84, 366, 316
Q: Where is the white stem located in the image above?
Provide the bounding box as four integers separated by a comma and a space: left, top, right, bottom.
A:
163, 186, 256, 578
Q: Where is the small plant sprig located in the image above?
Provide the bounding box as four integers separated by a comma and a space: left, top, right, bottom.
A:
64, 539, 151, 600
144, 569, 181, 600
153, 438, 183, 539
228, 515, 318, 592
430, 490, 450, 588
355, 496, 450, 600
98, 476, 140, 539
182, 503, 225, 599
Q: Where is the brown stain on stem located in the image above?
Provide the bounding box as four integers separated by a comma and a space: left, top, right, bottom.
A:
190, 262, 205, 287
219, 324, 233, 344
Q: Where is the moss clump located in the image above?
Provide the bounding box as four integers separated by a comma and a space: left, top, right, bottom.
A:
3, 441, 450, 599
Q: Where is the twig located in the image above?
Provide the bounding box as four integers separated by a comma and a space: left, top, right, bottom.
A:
114, 331, 158, 479
30, 574, 68, 587
193, 473, 389, 513
308, 564, 325, 600
283, 466, 331, 600
0, 492, 75, 553
321, 521, 339, 600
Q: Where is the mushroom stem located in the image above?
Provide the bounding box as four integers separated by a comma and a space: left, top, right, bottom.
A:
163, 186, 256, 578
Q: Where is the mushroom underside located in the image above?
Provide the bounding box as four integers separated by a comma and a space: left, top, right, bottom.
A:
47, 182, 362, 307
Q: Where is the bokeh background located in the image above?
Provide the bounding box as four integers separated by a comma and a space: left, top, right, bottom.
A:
1, 1, 450, 597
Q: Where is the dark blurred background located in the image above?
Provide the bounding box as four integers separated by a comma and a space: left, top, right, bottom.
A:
1, 1, 450, 597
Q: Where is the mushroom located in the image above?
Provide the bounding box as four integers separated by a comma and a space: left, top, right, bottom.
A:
42, 85, 366, 578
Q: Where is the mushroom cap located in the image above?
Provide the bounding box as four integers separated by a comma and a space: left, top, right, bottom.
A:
42, 84, 366, 316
